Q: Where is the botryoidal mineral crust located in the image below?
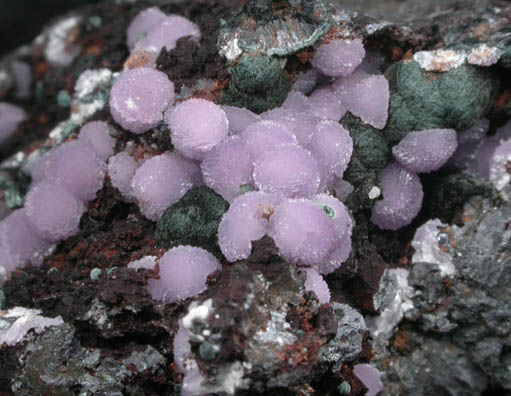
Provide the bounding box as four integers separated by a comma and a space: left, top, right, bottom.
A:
1, 0, 511, 396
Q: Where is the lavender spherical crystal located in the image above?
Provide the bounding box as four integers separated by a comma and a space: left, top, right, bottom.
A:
312, 194, 353, 274
221, 105, 259, 135
269, 199, 335, 267
167, 98, 228, 160
333, 70, 389, 129
253, 145, 321, 198
0, 102, 26, 144
489, 138, 511, 190
43, 141, 105, 203
262, 108, 318, 147
371, 162, 424, 231
147, 246, 221, 304
0, 209, 52, 267
303, 267, 331, 304
135, 15, 200, 54
353, 364, 384, 396
282, 90, 311, 113
393, 129, 458, 173
308, 120, 353, 186
240, 120, 298, 160
25, 180, 85, 242
109, 67, 175, 134
308, 87, 346, 121
126, 7, 166, 49
107, 151, 138, 202
218, 192, 282, 262
311, 39, 365, 77
201, 135, 253, 202
78, 121, 115, 161
131, 153, 195, 221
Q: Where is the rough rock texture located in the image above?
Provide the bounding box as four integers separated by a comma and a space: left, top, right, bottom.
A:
2, 0, 511, 395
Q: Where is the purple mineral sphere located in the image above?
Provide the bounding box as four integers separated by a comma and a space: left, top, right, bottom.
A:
218, 192, 282, 262
24, 180, 86, 242
253, 146, 321, 198
201, 135, 253, 202
109, 67, 175, 134
147, 246, 221, 304
135, 15, 200, 54
126, 7, 166, 49
107, 151, 138, 202
0, 102, 26, 144
167, 98, 228, 160
392, 128, 458, 173
311, 39, 365, 77
78, 121, 115, 161
371, 162, 423, 230
131, 153, 195, 221
269, 199, 335, 267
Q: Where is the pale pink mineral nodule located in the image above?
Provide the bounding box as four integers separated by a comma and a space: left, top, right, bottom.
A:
126, 7, 166, 49
147, 246, 221, 304
333, 70, 389, 129
24, 180, 85, 242
311, 39, 365, 77
221, 105, 260, 135
303, 267, 331, 304
109, 67, 175, 134
167, 98, 228, 160
253, 145, 321, 198
0, 209, 52, 268
78, 121, 115, 161
392, 128, 458, 173
353, 364, 384, 396
135, 15, 200, 54
308, 87, 347, 121
262, 108, 318, 147
282, 90, 311, 113
218, 191, 282, 262
131, 153, 195, 221
201, 135, 253, 202
269, 199, 335, 267
240, 120, 298, 160
312, 194, 353, 274
42, 140, 106, 203
0, 102, 26, 144
371, 162, 424, 231
107, 151, 138, 202
308, 120, 353, 187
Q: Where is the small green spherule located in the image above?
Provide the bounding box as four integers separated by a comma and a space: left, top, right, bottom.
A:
90, 268, 102, 281
0, 289, 5, 310
199, 342, 219, 361
107, 267, 117, 275
88, 16, 102, 28
322, 205, 335, 219
155, 186, 229, 255
384, 61, 499, 143
57, 90, 72, 107
338, 381, 351, 395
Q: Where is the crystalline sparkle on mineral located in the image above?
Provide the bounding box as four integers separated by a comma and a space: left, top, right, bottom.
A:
311, 39, 365, 77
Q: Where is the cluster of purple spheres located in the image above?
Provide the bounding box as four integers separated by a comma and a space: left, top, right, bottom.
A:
0, 121, 114, 279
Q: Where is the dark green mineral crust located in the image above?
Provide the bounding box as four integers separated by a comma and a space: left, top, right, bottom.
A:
384, 61, 499, 143
341, 113, 390, 211
221, 54, 291, 113
155, 186, 228, 254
